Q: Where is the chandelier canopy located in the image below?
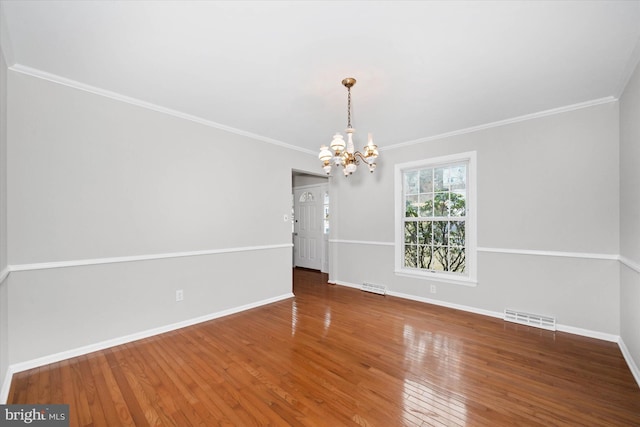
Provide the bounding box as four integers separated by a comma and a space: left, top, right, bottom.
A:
318, 77, 379, 176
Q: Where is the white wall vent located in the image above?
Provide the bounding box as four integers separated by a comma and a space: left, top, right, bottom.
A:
361, 282, 386, 295
504, 309, 556, 331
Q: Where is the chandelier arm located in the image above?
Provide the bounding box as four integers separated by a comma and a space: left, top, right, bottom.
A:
353, 151, 367, 164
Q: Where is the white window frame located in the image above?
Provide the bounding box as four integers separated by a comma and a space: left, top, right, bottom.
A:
394, 151, 477, 286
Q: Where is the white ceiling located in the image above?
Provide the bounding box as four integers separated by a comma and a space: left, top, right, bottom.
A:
1, 1, 639, 154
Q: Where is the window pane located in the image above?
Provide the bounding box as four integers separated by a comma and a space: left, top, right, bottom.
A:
405, 195, 419, 217
433, 221, 448, 246
434, 167, 447, 192
418, 194, 433, 217
404, 222, 417, 244
418, 221, 432, 244
432, 246, 447, 271
299, 192, 314, 202
449, 247, 466, 273
449, 165, 466, 190
404, 171, 419, 195
323, 206, 330, 234
323, 191, 330, 234
419, 169, 433, 193
434, 193, 448, 216
449, 221, 465, 247
450, 191, 466, 217
404, 245, 418, 268
418, 245, 433, 269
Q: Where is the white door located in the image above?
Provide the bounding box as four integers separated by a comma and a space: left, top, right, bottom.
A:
293, 186, 323, 270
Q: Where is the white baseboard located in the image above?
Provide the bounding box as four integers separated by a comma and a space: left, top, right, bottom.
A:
0, 367, 14, 405
619, 337, 640, 389
332, 280, 358, 289
388, 289, 503, 319
333, 280, 503, 319
333, 280, 620, 342
0, 292, 294, 403
555, 324, 618, 342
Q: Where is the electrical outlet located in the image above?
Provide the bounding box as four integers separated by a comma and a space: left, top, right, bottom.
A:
283, 214, 289, 222
430, 284, 437, 294
176, 289, 184, 302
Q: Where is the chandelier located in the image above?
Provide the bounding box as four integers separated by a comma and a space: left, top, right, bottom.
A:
318, 77, 379, 176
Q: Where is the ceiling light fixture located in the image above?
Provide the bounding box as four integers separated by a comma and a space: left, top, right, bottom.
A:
318, 77, 379, 176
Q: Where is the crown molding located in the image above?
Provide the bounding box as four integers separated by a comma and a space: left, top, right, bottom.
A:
383, 96, 617, 152
7, 63, 623, 158
8, 64, 317, 156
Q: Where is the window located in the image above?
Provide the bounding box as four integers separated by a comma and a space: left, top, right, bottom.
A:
395, 152, 477, 286
323, 191, 330, 234
290, 193, 295, 233
299, 191, 315, 202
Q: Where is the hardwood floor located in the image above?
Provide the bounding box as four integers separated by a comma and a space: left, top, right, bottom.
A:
8, 268, 640, 426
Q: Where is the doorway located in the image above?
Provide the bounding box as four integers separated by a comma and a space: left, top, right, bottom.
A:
292, 172, 329, 273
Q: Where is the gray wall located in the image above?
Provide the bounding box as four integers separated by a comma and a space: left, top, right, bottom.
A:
331, 101, 621, 335
620, 59, 640, 372
0, 26, 9, 391
5, 69, 318, 365
8, 71, 303, 264
293, 173, 328, 188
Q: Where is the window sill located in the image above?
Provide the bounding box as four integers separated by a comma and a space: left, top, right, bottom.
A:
394, 269, 478, 287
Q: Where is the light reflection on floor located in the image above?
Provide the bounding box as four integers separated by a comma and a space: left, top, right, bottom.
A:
291, 300, 298, 336
290, 299, 331, 338
323, 307, 331, 332
402, 324, 468, 426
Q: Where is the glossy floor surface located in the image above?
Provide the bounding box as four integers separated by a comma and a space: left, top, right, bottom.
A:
8, 268, 640, 426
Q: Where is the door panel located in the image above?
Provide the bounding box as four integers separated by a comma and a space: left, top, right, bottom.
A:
293, 186, 323, 270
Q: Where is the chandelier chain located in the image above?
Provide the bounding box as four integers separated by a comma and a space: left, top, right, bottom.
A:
347, 87, 352, 129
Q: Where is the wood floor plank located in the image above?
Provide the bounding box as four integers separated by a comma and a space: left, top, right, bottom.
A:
77, 354, 109, 426
7, 268, 640, 426
9, 370, 28, 405
133, 336, 224, 426
58, 359, 81, 427
70, 358, 95, 427
24, 367, 39, 404
47, 361, 64, 405
103, 348, 152, 427
93, 352, 136, 427
116, 342, 176, 426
